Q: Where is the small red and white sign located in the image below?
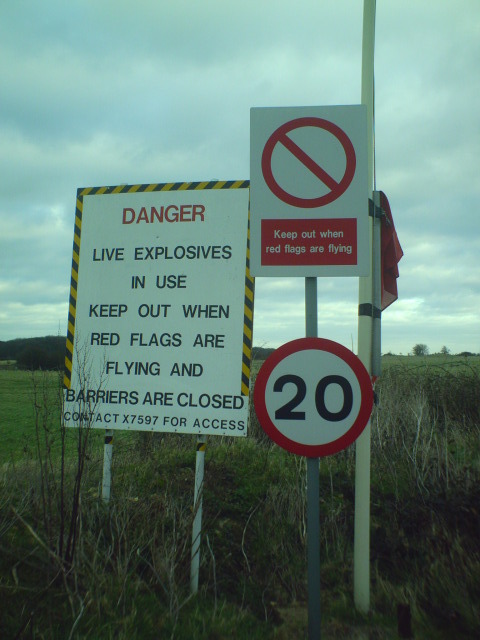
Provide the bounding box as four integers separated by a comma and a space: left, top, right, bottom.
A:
254, 338, 373, 457
250, 105, 369, 277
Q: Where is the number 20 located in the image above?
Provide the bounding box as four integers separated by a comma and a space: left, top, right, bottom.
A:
274, 374, 353, 422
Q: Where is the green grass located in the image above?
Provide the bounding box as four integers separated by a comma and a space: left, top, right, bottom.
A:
1, 358, 479, 638
0, 369, 127, 464
0, 370, 60, 462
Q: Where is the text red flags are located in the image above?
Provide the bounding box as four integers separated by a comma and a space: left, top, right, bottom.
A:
380, 192, 403, 310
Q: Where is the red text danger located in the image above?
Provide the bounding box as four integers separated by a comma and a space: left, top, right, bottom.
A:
122, 205, 205, 224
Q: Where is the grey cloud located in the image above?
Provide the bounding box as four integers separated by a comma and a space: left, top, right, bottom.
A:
0, 0, 478, 353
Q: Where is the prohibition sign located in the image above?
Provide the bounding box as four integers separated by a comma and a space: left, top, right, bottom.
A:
254, 338, 373, 457
261, 117, 356, 209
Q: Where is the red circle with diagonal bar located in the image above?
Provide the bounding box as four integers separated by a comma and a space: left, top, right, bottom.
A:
261, 117, 356, 208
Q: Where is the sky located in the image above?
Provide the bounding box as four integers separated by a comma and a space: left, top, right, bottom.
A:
1, 0, 479, 356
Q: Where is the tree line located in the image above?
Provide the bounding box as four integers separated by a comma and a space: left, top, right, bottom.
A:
0, 337, 277, 370
411, 344, 477, 357
0, 336, 66, 370
1, 337, 476, 371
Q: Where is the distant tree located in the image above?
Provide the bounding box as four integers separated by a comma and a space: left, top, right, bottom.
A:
252, 346, 275, 360
17, 346, 50, 369
440, 345, 450, 355
2, 336, 65, 369
412, 343, 429, 357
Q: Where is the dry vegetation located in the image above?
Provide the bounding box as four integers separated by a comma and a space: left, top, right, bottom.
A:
0, 357, 479, 638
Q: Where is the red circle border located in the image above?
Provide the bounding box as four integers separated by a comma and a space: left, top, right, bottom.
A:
261, 117, 356, 209
253, 338, 373, 457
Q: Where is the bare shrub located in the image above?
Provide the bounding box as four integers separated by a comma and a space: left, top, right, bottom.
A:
371, 362, 480, 498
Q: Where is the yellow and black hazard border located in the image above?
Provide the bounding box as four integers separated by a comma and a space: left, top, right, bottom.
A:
64, 179, 254, 397
241, 206, 254, 397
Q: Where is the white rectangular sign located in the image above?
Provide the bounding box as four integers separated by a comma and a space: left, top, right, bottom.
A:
250, 105, 369, 277
63, 181, 252, 437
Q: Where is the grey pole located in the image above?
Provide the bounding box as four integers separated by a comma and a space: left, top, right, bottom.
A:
305, 276, 321, 639
190, 435, 207, 594
102, 429, 114, 502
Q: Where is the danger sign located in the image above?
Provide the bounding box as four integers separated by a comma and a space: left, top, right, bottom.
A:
63, 181, 253, 438
250, 105, 369, 277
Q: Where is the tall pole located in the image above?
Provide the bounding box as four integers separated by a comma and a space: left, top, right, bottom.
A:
305, 276, 321, 638
354, 0, 376, 613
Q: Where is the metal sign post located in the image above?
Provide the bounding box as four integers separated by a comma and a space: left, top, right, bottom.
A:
254, 331, 373, 639
250, 75, 372, 635
102, 429, 114, 502
190, 435, 207, 594
305, 277, 321, 638
64, 180, 253, 598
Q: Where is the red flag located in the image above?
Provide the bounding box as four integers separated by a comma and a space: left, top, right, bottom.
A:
380, 192, 403, 310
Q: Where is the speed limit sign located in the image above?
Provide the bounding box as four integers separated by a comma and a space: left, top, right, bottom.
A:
254, 338, 373, 457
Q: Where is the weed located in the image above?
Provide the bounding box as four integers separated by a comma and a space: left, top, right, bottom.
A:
1, 357, 479, 637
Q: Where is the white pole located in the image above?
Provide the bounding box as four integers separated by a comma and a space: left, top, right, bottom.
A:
102, 429, 114, 502
190, 435, 207, 594
354, 0, 376, 613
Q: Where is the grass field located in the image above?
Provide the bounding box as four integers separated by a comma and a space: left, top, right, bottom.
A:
1, 356, 479, 638
0, 369, 107, 464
